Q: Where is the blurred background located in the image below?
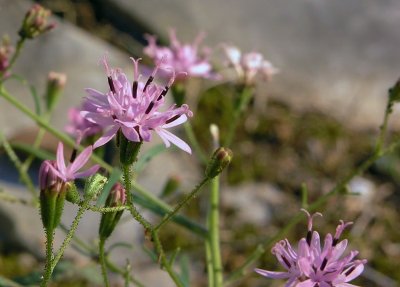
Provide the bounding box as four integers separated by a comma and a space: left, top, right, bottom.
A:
0, 0, 400, 286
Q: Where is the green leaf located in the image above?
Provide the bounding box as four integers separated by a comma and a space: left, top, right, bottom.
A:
179, 254, 190, 287
135, 144, 167, 173
96, 168, 122, 207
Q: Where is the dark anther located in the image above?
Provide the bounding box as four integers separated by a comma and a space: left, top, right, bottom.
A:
158, 86, 169, 100
145, 102, 154, 114
306, 230, 312, 245
320, 258, 328, 271
332, 238, 339, 246
132, 81, 138, 98
70, 149, 77, 163
143, 76, 154, 92
165, 115, 180, 124
108, 77, 115, 93
112, 114, 117, 120
344, 266, 356, 276
282, 256, 291, 268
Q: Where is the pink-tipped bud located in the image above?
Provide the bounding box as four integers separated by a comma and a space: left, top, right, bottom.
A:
45, 71, 66, 111
18, 4, 55, 39
205, 147, 233, 179
39, 160, 67, 232
99, 183, 127, 240
0, 35, 13, 74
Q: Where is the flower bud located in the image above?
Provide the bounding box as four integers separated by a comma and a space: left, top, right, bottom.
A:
205, 147, 233, 179
99, 183, 126, 240
18, 4, 55, 39
119, 131, 142, 166
45, 71, 66, 111
389, 79, 400, 104
39, 160, 67, 231
83, 173, 107, 200
0, 35, 13, 74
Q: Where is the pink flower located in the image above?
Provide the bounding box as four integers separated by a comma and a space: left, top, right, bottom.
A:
46, 142, 99, 182
255, 210, 367, 287
223, 44, 278, 84
66, 106, 102, 139
81, 57, 193, 153
144, 29, 214, 79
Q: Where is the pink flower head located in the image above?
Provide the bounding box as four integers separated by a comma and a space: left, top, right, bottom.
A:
144, 29, 215, 80
81, 56, 193, 153
255, 209, 367, 287
66, 106, 103, 139
46, 142, 99, 182
223, 44, 278, 84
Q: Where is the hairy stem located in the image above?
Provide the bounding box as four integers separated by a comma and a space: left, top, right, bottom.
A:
40, 229, 54, 287
99, 238, 110, 287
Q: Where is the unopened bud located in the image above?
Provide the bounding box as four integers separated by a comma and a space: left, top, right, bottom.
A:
46, 71, 66, 111
84, 173, 107, 200
205, 147, 233, 179
18, 4, 55, 39
99, 183, 126, 240
39, 160, 67, 231
0, 35, 13, 74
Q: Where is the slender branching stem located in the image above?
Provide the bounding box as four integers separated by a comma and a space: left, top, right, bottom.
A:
154, 177, 210, 231
184, 121, 208, 164
40, 229, 54, 287
99, 238, 110, 287
209, 176, 223, 287
0, 37, 25, 79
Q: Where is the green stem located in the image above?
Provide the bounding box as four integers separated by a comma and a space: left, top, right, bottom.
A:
0, 131, 38, 205
41, 229, 54, 287
105, 258, 145, 287
184, 121, 208, 163
99, 238, 110, 287
375, 100, 392, 153
205, 237, 214, 287
223, 86, 253, 147
154, 177, 210, 231
50, 196, 92, 273
209, 176, 223, 287
88, 205, 128, 213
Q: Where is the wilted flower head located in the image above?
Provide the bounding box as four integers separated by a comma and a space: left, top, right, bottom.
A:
80, 56, 193, 153
0, 35, 14, 74
144, 29, 215, 80
18, 4, 55, 39
45, 71, 67, 111
46, 142, 99, 182
223, 44, 277, 84
66, 106, 103, 139
255, 209, 367, 287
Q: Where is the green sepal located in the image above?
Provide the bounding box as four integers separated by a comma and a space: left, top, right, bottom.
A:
65, 183, 80, 204
99, 210, 124, 240
119, 132, 142, 166
40, 186, 66, 231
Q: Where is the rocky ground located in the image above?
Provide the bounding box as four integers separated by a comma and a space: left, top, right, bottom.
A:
0, 0, 400, 286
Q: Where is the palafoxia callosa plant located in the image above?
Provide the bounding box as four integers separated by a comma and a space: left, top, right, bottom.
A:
0, 4, 399, 287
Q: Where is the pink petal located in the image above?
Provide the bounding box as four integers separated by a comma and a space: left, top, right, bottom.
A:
47, 162, 66, 182
162, 114, 188, 129
156, 128, 191, 154
74, 164, 100, 179
296, 279, 315, 287
69, 145, 93, 174
254, 268, 290, 279
343, 264, 365, 282
56, 142, 67, 176
93, 125, 119, 149
121, 126, 141, 142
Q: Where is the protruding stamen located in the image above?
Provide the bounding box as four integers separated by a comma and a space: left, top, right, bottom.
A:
70, 149, 77, 163
281, 256, 291, 269
165, 114, 180, 124
108, 77, 116, 93
145, 102, 154, 114
130, 57, 141, 98
132, 81, 138, 98
306, 230, 312, 246
143, 76, 154, 92
320, 257, 328, 271
333, 220, 353, 246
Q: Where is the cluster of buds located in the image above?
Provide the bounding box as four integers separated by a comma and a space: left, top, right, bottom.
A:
223, 44, 278, 85
0, 35, 13, 74
18, 4, 55, 40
